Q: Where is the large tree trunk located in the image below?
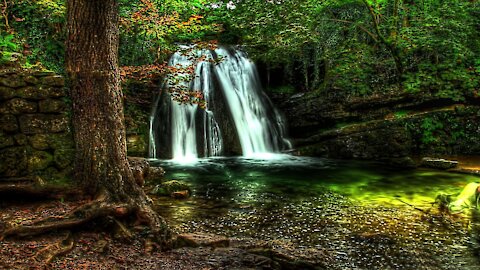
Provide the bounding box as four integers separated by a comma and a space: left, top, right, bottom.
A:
65, 0, 170, 244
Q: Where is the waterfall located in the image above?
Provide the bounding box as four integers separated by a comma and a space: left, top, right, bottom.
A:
149, 46, 290, 161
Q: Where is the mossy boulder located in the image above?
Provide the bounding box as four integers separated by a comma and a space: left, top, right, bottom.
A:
16, 86, 49, 100
151, 180, 191, 197
48, 133, 74, 149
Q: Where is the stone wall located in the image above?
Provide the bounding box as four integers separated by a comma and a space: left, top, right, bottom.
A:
0, 68, 74, 181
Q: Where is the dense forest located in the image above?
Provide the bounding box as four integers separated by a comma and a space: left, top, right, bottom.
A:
1, 0, 480, 269
3, 0, 478, 97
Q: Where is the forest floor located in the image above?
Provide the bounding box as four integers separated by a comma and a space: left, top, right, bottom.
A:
1, 182, 480, 269
0, 200, 292, 270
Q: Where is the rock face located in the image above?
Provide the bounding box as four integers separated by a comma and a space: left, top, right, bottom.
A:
273, 90, 480, 166
0, 67, 74, 181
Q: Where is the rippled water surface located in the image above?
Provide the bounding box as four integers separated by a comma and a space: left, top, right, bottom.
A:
150, 156, 480, 269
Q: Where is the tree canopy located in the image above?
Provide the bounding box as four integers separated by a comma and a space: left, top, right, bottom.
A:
1, 0, 479, 99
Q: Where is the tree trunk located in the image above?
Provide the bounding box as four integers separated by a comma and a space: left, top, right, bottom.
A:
65, 0, 169, 243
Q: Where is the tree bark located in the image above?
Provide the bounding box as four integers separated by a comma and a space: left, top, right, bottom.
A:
65, 0, 170, 244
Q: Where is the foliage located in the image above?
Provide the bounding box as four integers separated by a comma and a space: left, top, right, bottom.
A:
3, 0, 479, 101
0, 33, 19, 64
419, 117, 444, 145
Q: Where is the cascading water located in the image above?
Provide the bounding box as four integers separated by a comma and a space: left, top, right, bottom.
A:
149, 46, 291, 162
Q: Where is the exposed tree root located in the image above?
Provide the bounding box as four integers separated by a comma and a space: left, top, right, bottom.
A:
1, 197, 172, 250
1, 200, 135, 239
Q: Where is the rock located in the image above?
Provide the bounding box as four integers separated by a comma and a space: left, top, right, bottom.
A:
0, 114, 18, 133
32, 70, 55, 77
0, 131, 14, 149
23, 76, 39, 85
19, 114, 69, 134
0, 86, 15, 100
176, 233, 229, 248
14, 134, 28, 145
151, 180, 191, 196
0, 98, 37, 114
39, 99, 67, 113
0, 76, 27, 88
0, 147, 28, 177
420, 157, 459, 170
53, 149, 75, 169
28, 150, 53, 172
146, 166, 165, 182
171, 190, 190, 199
45, 87, 66, 98
29, 134, 50, 150
41, 75, 65, 87
16, 86, 49, 100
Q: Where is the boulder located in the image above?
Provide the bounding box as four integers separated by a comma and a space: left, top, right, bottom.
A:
176, 233, 229, 248
420, 157, 458, 170
151, 180, 191, 197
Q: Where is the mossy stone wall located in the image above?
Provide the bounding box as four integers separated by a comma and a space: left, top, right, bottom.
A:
0, 68, 74, 182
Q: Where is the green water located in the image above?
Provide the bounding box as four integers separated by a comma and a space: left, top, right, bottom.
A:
150, 156, 480, 269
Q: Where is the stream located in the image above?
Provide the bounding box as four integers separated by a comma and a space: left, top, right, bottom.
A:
151, 156, 480, 269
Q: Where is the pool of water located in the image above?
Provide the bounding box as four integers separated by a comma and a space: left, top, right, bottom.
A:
150, 156, 480, 269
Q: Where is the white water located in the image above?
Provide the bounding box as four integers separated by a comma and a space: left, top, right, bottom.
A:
214, 48, 287, 157
149, 46, 290, 162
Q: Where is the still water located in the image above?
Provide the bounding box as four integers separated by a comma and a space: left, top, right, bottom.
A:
151, 156, 480, 269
